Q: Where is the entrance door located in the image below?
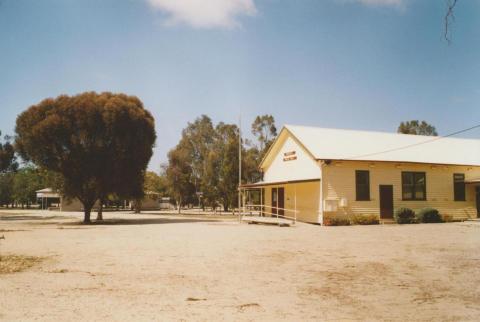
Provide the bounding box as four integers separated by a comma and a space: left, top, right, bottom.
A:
476, 186, 480, 218
271, 187, 285, 217
379, 185, 394, 219
278, 188, 285, 217
272, 188, 278, 216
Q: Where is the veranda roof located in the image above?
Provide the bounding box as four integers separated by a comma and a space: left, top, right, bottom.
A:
240, 178, 320, 188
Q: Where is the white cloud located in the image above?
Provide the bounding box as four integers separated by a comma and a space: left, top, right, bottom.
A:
146, 0, 257, 29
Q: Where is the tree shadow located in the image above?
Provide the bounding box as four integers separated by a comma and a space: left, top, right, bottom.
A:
63, 217, 220, 226
140, 211, 238, 219
0, 213, 224, 227
0, 215, 73, 221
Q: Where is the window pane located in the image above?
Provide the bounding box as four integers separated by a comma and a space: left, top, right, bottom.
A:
414, 173, 426, 200
402, 172, 425, 200
402, 172, 413, 184
356, 171, 370, 200
415, 185, 424, 200
356, 171, 368, 184
414, 173, 425, 185
403, 184, 413, 200
454, 173, 465, 201
358, 185, 368, 200
402, 172, 413, 200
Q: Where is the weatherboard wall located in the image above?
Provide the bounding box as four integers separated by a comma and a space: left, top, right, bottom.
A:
322, 160, 480, 220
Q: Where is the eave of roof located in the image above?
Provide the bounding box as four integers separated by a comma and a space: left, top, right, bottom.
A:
240, 178, 321, 188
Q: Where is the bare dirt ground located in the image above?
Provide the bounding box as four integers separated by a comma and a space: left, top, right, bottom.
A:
1, 210, 479, 321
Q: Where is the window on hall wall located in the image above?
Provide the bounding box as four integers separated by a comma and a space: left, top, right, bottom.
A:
355, 170, 370, 201
454, 173, 466, 201
402, 172, 426, 201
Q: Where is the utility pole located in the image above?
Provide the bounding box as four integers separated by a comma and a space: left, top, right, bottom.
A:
238, 115, 242, 222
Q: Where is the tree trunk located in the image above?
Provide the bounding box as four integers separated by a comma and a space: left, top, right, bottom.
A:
134, 199, 141, 214
84, 209, 91, 224
96, 201, 104, 221
81, 197, 95, 224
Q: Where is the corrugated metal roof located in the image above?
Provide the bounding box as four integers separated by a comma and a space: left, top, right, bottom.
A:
36, 188, 54, 193
240, 178, 321, 188
284, 125, 480, 166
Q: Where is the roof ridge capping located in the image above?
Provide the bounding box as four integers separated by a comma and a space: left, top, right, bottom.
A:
284, 124, 480, 142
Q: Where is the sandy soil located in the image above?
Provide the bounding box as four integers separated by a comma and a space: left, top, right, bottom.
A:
1, 210, 479, 321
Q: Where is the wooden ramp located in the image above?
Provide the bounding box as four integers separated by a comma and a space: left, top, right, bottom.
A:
241, 216, 294, 227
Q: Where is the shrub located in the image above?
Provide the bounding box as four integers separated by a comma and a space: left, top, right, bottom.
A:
351, 214, 380, 225
323, 215, 351, 226
416, 208, 443, 223
394, 207, 416, 224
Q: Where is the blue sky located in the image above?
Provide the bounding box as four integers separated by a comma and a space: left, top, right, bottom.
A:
1, 0, 479, 170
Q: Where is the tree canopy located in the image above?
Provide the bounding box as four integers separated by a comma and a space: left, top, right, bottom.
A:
0, 164, 61, 208
164, 114, 277, 212
251, 115, 277, 153
0, 173, 14, 207
0, 132, 17, 173
0, 131, 18, 208
15, 92, 156, 223
12, 166, 44, 208
144, 171, 168, 195
397, 120, 438, 136
209, 122, 240, 211
165, 140, 196, 212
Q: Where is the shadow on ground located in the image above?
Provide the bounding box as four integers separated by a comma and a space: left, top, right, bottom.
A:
0, 212, 224, 227
0, 215, 73, 221
63, 217, 220, 226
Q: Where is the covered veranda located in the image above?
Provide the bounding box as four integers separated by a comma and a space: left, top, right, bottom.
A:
239, 178, 321, 225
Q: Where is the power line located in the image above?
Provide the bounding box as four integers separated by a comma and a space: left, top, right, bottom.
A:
340, 123, 480, 161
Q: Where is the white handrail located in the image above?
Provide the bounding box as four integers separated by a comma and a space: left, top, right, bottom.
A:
243, 204, 297, 223
243, 204, 299, 213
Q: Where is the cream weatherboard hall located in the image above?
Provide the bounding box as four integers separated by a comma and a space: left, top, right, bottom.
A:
240, 125, 480, 224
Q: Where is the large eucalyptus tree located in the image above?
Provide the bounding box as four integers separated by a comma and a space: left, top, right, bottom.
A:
15, 92, 156, 223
